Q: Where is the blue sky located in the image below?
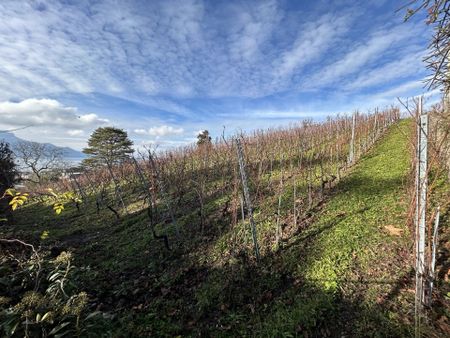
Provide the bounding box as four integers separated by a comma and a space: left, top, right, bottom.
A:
0, 0, 437, 150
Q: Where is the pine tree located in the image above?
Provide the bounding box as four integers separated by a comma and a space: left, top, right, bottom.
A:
82, 127, 134, 167
0, 141, 17, 194
0, 141, 17, 219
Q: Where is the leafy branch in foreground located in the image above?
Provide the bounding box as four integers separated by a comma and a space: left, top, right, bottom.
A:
0, 191, 111, 337
0, 246, 111, 337
2, 188, 82, 218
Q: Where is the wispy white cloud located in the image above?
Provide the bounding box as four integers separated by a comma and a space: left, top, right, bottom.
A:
245, 110, 324, 119
373, 80, 426, 99
227, 0, 281, 62
343, 51, 426, 91
0, 0, 434, 150
274, 13, 351, 78
0, 0, 360, 102
134, 125, 184, 137
305, 23, 426, 89
67, 129, 84, 136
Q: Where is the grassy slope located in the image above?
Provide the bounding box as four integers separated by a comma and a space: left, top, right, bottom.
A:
251, 118, 414, 336
6, 119, 447, 337
119, 118, 414, 336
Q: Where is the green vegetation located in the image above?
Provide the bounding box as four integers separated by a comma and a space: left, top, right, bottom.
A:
82, 127, 134, 167
0, 142, 17, 194
0, 191, 112, 337
0, 141, 17, 221
1, 119, 449, 337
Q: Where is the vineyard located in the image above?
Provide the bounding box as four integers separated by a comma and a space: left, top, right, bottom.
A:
39, 109, 399, 256
1, 107, 450, 337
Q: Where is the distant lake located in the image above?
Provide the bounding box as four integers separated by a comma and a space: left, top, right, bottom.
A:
65, 156, 85, 165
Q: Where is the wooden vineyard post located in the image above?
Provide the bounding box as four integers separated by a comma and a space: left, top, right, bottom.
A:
147, 150, 180, 238
293, 183, 297, 228
132, 156, 171, 250
307, 166, 313, 210
349, 113, 356, 165
428, 207, 440, 306
106, 161, 128, 215
239, 193, 249, 245
69, 170, 88, 202
132, 156, 151, 197
235, 138, 260, 262
84, 170, 103, 213
373, 112, 378, 145
276, 194, 282, 249
415, 96, 428, 337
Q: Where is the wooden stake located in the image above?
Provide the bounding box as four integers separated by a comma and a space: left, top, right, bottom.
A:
236, 138, 260, 262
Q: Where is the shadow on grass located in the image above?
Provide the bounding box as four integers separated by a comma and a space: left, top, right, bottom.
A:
111, 246, 413, 337
97, 194, 414, 337
3, 122, 415, 337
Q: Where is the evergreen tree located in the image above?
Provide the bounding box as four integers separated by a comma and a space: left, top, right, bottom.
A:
82, 127, 134, 167
0, 141, 17, 220
197, 130, 212, 146
0, 141, 17, 194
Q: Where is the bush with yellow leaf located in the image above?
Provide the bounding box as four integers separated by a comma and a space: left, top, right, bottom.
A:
0, 190, 111, 337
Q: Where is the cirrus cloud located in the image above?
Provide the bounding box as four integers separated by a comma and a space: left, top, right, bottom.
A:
134, 125, 184, 137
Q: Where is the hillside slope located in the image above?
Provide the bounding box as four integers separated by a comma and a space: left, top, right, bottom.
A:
253, 118, 415, 336
4, 119, 441, 337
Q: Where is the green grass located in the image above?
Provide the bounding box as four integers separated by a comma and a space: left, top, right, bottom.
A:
252, 119, 414, 337
3, 119, 434, 337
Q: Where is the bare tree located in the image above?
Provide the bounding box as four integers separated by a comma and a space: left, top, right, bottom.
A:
404, 1, 450, 92
14, 141, 64, 185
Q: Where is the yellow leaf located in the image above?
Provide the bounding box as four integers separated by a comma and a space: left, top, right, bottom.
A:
47, 188, 57, 197
40, 231, 49, 240
4, 188, 16, 196
41, 312, 50, 321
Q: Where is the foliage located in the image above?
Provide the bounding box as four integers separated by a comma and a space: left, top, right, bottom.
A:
0, 191, 110, 337
1, 188, 81, 217
47, 189, 82, 215
0, 250, 111, 337
82, 127, 134, 167
4, 189, 29, 211
0, 142, 17, 194
0, 142, 17, 219
196, 130, 212, 146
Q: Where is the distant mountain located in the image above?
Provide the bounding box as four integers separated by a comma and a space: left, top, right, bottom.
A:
0, 132, 85, 162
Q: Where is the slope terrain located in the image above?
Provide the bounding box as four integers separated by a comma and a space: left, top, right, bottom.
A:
3, 119, 450, 337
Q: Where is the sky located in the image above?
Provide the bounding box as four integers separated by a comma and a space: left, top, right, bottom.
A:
0, 0, 439, 151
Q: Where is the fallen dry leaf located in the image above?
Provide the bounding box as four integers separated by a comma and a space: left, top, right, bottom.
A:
384, 225, 404, 236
